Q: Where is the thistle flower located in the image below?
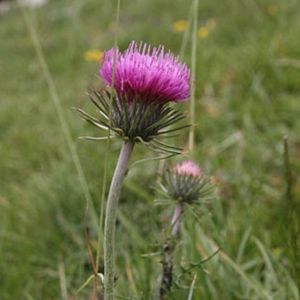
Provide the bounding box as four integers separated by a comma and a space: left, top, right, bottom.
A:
163, 160, 209, 204
172, 160, 202, 177
77, 41, 190, 153
100, 41, 190, 103
158, 161, 204, 298
158, 161, 211, 298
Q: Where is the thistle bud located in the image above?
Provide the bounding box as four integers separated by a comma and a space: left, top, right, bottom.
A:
164, 160, 209, 204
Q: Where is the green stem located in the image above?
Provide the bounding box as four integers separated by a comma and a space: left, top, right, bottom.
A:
158, 203, 183, 299
104, 140, 134, 300
188, 0, 198, 154
171, 203, 183, 236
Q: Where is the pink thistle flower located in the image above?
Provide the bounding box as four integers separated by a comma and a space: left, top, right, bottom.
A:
172, 160, 202, 178
162, 160, 210, 203
77, 41, 190, 152
100, 41, 190, 103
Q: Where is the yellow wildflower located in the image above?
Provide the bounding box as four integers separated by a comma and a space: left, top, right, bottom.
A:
198, 26, 209, 39
84, 50, 103, 62
206, 18, 216, 30
173, 19, 188, 33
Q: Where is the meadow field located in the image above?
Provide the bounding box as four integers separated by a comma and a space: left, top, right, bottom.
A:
0, 0, 300, 299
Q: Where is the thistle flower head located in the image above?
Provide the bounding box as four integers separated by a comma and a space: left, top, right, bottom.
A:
163, 160, 209, 204
100, 41, 190, 103
77, 41, 190, 153
172, 160, 202, 178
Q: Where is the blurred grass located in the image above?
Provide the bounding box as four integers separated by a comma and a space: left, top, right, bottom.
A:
0, 0, 300, 299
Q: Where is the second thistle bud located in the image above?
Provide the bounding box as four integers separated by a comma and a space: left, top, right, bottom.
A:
164, 160, 209, 204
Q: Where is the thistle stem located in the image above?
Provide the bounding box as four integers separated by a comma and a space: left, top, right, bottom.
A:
104, 140, 134, 300
171, 203, 183, 237
159, 203, 183, 299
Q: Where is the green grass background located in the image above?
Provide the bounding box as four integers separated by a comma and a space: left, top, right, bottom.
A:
0, 0, 300, 299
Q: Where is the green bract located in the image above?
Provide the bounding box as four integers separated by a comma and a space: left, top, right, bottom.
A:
77, 89, 190, 154
163, 170, 211, 204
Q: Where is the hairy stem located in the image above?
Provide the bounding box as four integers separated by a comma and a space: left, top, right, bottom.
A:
104, 140, 134, 300
159, 203, 183, 299
171, 203, 183, 236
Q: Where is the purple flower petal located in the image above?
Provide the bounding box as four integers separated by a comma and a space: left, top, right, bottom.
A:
100, 41, 190, 103
173, 160, 202, 178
